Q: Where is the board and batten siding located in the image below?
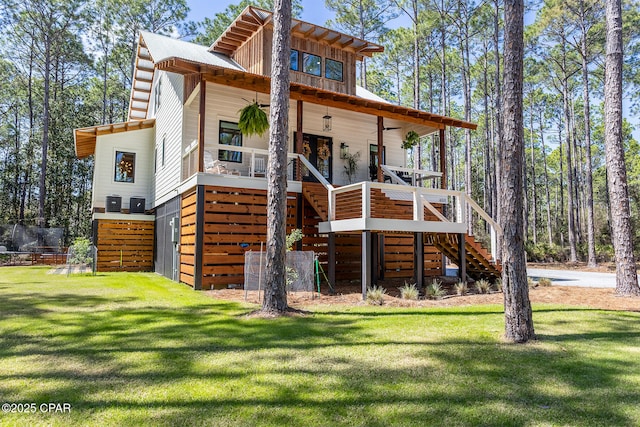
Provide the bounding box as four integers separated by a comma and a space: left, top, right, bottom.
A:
92, 127, 154, 211
153, 71, 184, 208
198, 82, 409, 186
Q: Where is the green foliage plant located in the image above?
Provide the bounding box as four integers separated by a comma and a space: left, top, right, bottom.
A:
475, 279, 491, 294
425, 279, 445, 300
399, 282, 419, 300
494, 279, 503, 292
454, 281, 468, 296
286, 229, 303, 251
238, 101, 269, 137
68, 237, 92, 265
343, 151, 361, 183
401, 130, 420, 150
366, 286, 386, 305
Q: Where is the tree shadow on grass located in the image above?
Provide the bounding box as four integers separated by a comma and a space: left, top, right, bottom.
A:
0, 278, 639, 426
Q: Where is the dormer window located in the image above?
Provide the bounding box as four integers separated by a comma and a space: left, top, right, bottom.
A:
325, 59, 343, 81
302, 53, 321, 76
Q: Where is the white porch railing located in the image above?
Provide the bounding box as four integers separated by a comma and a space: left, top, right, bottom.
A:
381, 164, 442, 186
327, 181, 501, 262
203, 144, 298, 179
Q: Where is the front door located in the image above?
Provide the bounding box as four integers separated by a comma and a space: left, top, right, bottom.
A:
297, 133, 333, 183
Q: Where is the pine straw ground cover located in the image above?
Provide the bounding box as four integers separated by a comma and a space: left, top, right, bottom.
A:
1, 267, 639, 426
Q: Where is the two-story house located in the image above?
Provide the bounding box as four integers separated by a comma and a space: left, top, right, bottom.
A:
74, 6, 500, 295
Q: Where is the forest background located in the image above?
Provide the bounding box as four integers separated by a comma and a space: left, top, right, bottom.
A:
1, 0, 640, 264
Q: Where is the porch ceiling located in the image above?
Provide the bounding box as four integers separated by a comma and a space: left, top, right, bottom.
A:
155, 58, 477, 132
74, 119, 156, 159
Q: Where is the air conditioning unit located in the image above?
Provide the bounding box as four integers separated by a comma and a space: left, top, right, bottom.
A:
106, 195, 122, 212
130, 197, 145, 214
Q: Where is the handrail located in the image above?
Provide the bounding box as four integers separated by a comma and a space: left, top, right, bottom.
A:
326, 180, 501, 262
297, 154, 334, 191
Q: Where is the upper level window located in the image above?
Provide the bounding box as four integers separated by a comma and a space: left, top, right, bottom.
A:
219, 121, 242, 163
325, 59, 343, 81
115, 151, 136, 183
290, 50, 299, 71
302, 53, 321, 76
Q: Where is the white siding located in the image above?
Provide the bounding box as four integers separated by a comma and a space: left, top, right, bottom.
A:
153, 71, 184, 207
200, 82, 415, 186
92, 127, 155, 210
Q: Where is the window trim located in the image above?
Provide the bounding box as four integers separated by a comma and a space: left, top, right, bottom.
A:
302, 52, 322, 77
325, 58, 344, 82
114, 150, 136, 183
218, 120, 243, 163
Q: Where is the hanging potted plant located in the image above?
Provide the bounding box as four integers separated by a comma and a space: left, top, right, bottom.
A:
238, 100, 269, 137
401, 130, 420, 150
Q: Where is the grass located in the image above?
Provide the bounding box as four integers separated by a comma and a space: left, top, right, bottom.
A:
1, 267, 640, 426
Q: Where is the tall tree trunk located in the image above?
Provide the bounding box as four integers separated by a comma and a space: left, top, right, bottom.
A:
579, 10, 596, 265
529, 98, 537, 244
604, 0, 640, 296
501, 0, 535, 342
493, 0, 503, 257
563, 76, 577, 262
39, 37, 52, 230
263, 0, 292, 313
539, 110, 553, 246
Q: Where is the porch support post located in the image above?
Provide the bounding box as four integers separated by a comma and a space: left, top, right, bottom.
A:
439, 128, 446, 189
362, 231, 372, 300
328, 232, 336, 294
458, 233, 466, 282
198, 77, 207, 173
379, 234, 385, 280
377, 116, 384, 182
296, 100, 303, 180
414, 232, 424, 289
194, 185, 205, 290
372, 232, 378, 285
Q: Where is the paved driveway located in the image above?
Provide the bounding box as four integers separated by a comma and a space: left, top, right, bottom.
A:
527, 268, 617, 288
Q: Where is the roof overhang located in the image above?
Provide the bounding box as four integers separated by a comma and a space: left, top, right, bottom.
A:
128, 35, 155, 121
155, 57, 477, 131
74, 119, 156, 159
210, 6, 384, 60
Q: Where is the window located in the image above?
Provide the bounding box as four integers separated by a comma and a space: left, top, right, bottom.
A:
290, 50, 299, 71
114, 151, 136, 183
218, 121, 242, 163
325, 59, 343, 81
302, 53, 321, 76
161, 135, 166, 167
154, 77, 161, 112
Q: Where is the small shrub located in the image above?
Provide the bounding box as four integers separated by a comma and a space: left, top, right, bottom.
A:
528, 277, 537, 288
475, 279, 491, 294
68, 237, 92, 265
425, 280, 445, 300
454, 281, 468, 296
366, 286, 386, 305
493, 278, 503, 292
399, 282, 419, 300
538, 277, 553, 287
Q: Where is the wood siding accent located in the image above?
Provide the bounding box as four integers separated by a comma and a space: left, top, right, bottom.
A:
184, 74, 200, 105
180, 189, 197, 286
181, 185, 299, 290
95, 219, 154, 272
233, 26, 356, 95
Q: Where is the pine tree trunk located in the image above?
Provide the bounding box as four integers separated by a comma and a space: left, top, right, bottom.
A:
604, 0, 640, 296
540, 110, 553, 246
501, 0, 535, 342
580, 13, 597, 265
529, 99, 537, 245
263, 0, 292, 313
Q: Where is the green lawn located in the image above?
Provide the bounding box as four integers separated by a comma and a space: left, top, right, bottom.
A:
1, 267, 639, 426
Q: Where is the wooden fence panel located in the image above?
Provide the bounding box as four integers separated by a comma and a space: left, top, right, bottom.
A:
96, 219, 154, 272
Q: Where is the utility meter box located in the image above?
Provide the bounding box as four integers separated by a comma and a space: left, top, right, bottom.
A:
169, 217, 180, 244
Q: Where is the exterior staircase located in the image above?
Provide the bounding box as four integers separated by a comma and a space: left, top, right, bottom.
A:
302, 181, 502, 283
425, 233, 502, 281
